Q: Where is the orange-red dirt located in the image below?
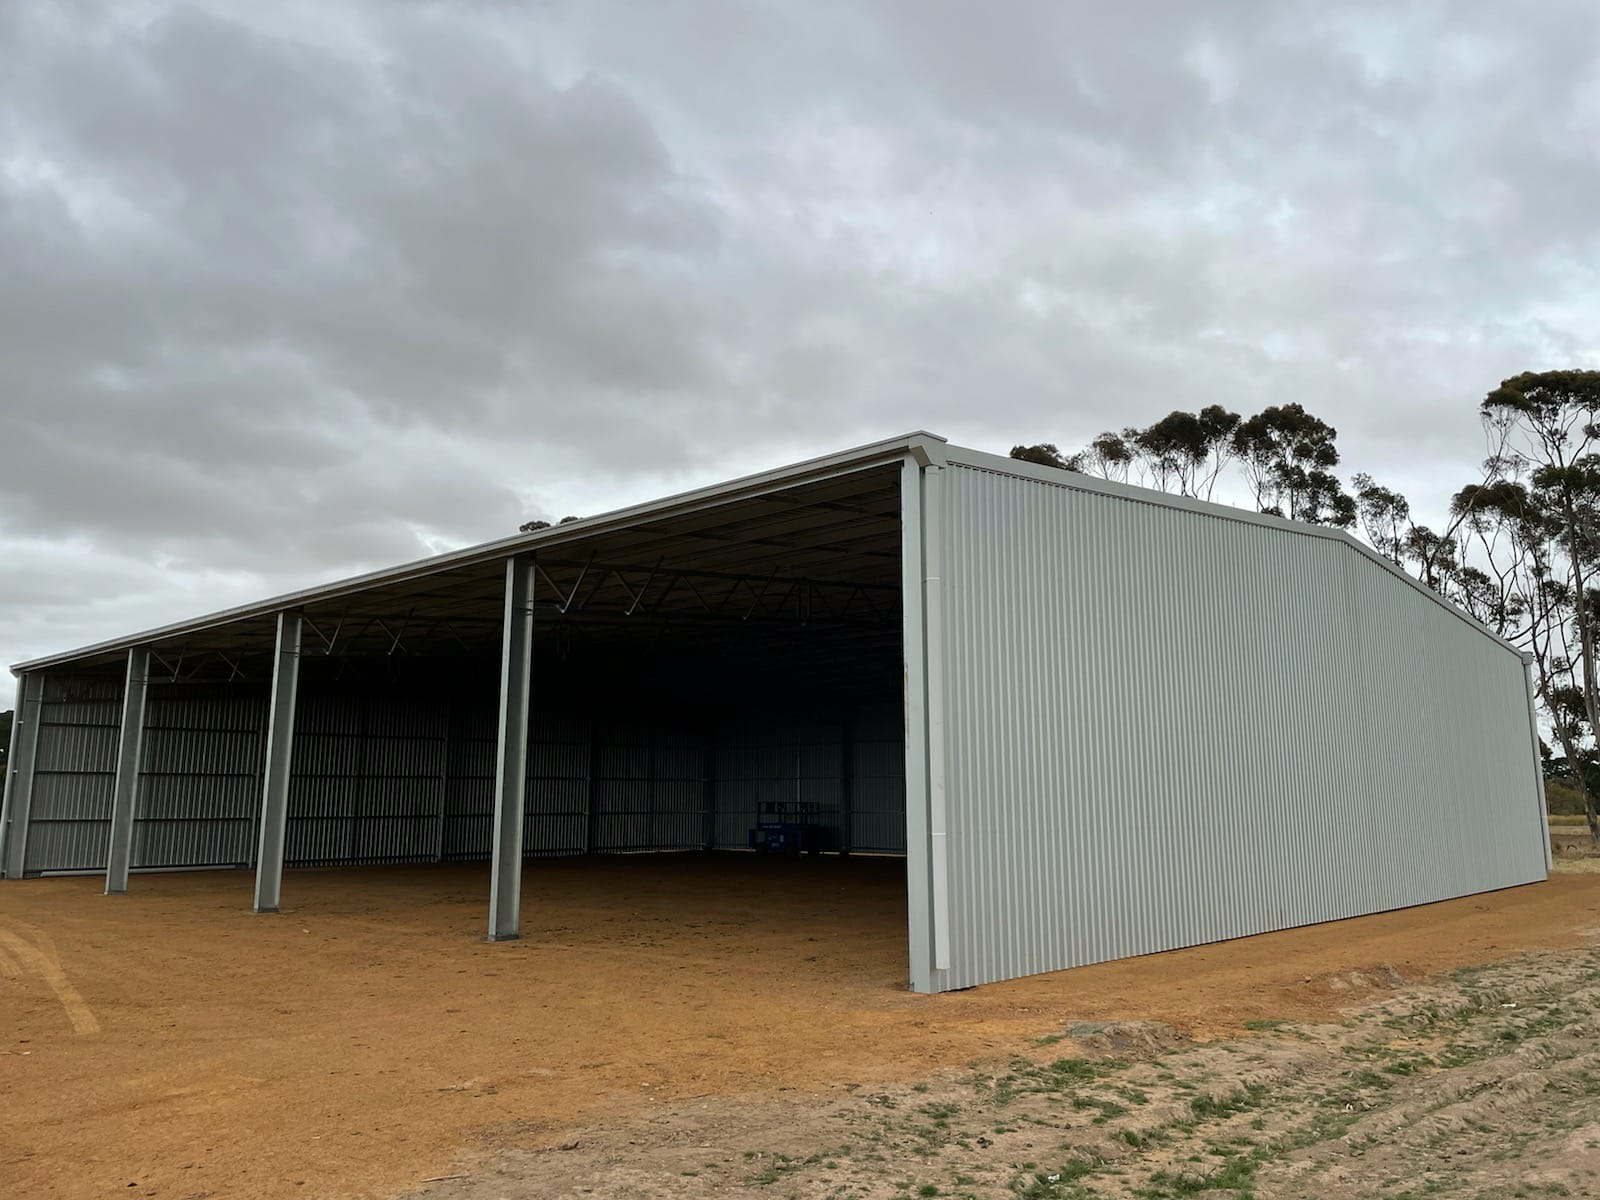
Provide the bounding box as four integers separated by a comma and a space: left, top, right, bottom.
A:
3, 855, 1598, 1200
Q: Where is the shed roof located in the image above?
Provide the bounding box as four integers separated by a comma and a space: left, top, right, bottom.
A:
13, 431, 944, 675
13, 428, 1524, 675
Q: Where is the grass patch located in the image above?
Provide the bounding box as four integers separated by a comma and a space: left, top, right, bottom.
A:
1142, 1152, 1259, 1198
1189, 1084, 1268, 1120
1012, 1157, 1098, 1198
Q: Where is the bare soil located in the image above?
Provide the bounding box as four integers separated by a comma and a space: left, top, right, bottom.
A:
2, 854, 1599, 1200
411, 946, 1600, 1199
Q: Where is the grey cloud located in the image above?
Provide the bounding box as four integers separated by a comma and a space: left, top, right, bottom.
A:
2, 0, 1599, 667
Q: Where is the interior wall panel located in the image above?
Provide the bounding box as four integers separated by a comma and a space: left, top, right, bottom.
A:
14, 682, 903, 871
23, 678, 121, 873
134, 688, 266, 868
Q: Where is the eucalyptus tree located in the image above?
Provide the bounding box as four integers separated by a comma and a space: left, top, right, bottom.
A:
1351, 473, 1411, 566
1008, 443, 1072, 470
1132, 406, 1241, 499
1350, 473, 1479, 601
1231, 403, 1357, 526
1066, 429, 1139, 482
518, 515, 582, 533
1453, 370, 1600, 839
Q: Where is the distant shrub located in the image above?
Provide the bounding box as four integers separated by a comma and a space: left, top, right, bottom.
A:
1545, 776, 1588, 816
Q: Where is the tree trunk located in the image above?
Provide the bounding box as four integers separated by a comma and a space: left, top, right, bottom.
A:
1537, 650, 1598, 845
1550, 725, 1599, 845
1557, 491, 1600, 845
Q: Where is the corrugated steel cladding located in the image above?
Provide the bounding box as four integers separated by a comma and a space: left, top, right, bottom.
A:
930, 462, 1548, 992
22, 675, 904, 873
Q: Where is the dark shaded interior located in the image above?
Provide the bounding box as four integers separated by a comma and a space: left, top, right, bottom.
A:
19, 466, 911, 875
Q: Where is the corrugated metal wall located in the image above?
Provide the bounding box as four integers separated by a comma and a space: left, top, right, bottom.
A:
15, 685, 904, 873
935, 462, 1548, 992
139, 687, 267, 868
288, 694, 450, 867
713, 703, 905, 853
23, 677, 122, 872
851, 703, 908, 853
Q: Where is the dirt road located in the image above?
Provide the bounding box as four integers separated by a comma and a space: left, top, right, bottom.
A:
2, 855, 1598, 1199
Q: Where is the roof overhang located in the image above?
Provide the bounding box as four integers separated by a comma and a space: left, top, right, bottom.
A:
14, 431, 947, 675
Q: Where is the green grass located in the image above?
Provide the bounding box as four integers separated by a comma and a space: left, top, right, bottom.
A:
1189, 1084, 1268, 1120
1141, 1152, 1259, 1198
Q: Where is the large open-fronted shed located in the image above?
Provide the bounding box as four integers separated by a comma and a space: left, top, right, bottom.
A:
1, 433, 1551, 992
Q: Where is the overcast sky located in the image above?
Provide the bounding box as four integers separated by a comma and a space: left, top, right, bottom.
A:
2, 1, 1598, 673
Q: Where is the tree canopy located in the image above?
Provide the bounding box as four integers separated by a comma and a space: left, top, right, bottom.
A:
518, 515, 582, 533
1012, 401, 1352, 522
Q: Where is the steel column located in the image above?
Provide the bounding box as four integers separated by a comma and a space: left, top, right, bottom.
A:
924, 464, 950, 972
105, 647, 152, 894
901, 457, 936, 993
253, 611, 303, 913
487, 553, 536, 941
1, 672, 44, 879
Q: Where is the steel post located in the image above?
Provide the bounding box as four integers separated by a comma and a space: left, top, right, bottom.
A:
923, 463, 950, 973
1, 672, 44, 879
253, 611, 303, 913
105, 647, 152, 894
901, 457, 935, 992
487, 553, 535, 941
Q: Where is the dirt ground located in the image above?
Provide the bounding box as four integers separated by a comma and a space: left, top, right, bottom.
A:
3, 854, 1600, 1200
419, 945, 1600, 1199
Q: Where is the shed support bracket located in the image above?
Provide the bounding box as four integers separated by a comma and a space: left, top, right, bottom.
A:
253, 612, 303, 913
488, 553, 536, 941
105, 647, 152, 895
0, 672, 45, 879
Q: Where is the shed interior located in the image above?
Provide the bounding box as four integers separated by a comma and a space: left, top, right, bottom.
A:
17, 465, 911, 878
